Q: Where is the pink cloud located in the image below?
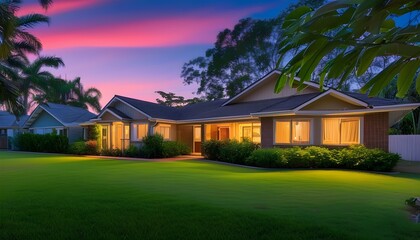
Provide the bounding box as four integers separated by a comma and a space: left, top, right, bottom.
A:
32, 6, 269, 49
18, 0, 105, 16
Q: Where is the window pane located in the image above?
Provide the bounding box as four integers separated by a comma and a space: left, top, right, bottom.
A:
275, 121, 290, 144
137, 124, 147, 140
194, 127, 201, 141
323, 118, 340, 144
242, 126, 252, 141
292, 121, 310, 144
252, 126, 261, 143
341, 119, 359, 144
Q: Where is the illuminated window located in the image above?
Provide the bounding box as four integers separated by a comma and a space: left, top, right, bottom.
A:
193, 126, 201, 141
275, 120, 310, 144
155, 125, 170, 140
239, 123, 261, 143
137, 124, 148, 141
322, 118, 360, 145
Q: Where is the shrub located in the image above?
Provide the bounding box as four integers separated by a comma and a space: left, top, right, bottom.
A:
69, 140, 99, 155
15, 133, 68, 153
141, 134, 164, 158
101, 148, 123, 157
246, 148, 287, 168
162, 141, 191, 158
282, 147, 311, 168
69, 141, 87, 155
202, 139, 224, 161
219, 139, 258, 164
124, 145, 140, 157
85, 140, 99, 155
305, 146, 336, 168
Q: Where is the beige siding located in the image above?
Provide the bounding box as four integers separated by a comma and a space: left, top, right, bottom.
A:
113, 100, 148, 119
101, 112, 120, 121
232, 74, 318, 103
301, 95, 363, 110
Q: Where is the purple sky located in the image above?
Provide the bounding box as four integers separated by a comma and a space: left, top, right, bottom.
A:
21, 0, 293, 108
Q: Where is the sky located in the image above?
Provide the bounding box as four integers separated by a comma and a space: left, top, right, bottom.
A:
20, 0, 293, 108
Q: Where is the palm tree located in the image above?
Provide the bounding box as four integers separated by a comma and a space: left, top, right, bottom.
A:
19, 56, 64, 114
35, 77, 102, 113
0, 0, 50, 115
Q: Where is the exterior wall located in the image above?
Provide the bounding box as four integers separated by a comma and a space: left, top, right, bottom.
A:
389, 135, 420, 161
364, 112, 389, 151
302, 95, 363, 110
101, 112, 120, 121
232, 74, 318, 103
68, 127, 84, 143
31, 111, 63, 128
261, 117, 274, 148
113, 101, 148, 119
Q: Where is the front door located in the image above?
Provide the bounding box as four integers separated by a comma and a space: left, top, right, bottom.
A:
218, 127, 230, 140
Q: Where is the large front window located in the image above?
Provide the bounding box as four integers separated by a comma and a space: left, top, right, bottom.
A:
322, 118, 360, 145
275, 120, 311, 144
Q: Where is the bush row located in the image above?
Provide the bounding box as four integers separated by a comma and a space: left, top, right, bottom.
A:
202, 141, 400, 172
15, 133, 68, 153
69, 134, 191, 158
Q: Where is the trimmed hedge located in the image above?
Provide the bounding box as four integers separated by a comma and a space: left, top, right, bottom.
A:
203, 141, 400, 172
202, 139, 259, 164
15, 133, 68, 153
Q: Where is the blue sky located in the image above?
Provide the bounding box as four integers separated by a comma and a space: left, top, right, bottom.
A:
19, 0, 295, 106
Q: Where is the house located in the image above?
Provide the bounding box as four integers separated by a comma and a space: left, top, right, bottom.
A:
85, 70, 420, 153
0, 111, 28, 149
23, 103, 96, 143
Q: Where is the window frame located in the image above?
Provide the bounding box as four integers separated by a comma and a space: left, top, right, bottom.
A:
155, 124, 171, 140
274, 118, 312, 145
321, 117, 361, 146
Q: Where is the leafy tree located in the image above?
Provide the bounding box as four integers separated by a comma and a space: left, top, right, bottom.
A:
275, 0, 420, 98
155, 91, 203, 107
181, 0, 326, 100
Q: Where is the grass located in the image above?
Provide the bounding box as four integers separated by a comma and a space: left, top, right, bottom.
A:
0, 151, 419, 240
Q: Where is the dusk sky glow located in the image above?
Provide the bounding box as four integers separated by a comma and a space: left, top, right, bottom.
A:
22, 0, 293, 107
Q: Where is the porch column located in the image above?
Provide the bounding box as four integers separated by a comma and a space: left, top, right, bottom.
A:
260, 117, 273, 148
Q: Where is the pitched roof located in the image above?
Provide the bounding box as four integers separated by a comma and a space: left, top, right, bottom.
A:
115, 95, 181, 119
0, 111, 28, 128
345, 92, 409, 106
111, 90, 419, 122
24, 103, 96, 128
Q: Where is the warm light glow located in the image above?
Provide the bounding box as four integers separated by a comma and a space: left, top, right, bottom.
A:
323, 118, 360, 145
275, 120, 310, 144
155, 124, 170, 140
136, 124, 148, 141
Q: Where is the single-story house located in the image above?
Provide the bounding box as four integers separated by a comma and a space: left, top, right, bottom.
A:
85, 70, 420, 154
0, 111, 28, 149
24, 103, 96, 143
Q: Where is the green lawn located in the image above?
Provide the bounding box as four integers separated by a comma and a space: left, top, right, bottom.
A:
0, 152, 419, 240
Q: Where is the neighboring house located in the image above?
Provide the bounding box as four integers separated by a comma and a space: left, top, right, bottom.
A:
0, 111, 28, 149
24, 103, 96, 143
85, 70, 420, 154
